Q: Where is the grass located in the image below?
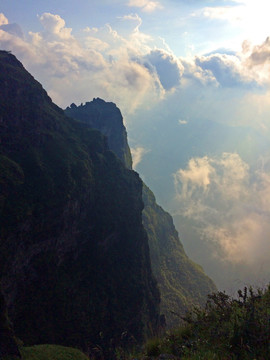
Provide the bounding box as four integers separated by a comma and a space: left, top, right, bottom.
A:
3, 345, 89, 360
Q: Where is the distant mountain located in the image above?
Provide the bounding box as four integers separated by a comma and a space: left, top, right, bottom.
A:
0, 50, 160, 357
65, 100, 216, 328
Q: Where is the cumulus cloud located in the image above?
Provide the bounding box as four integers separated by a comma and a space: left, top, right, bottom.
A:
131, 146, 150, 169
142, 49, 184, 90
248, 37, 270, 67
174, 156, 215, 196
1, 10, 269, 118
0, 12, 166, 113
0, 13, 8, 26
127, 0, 163, 12
195, 53, 255, 88
173, 152, 270, 267
39, 13, 72, 39
238, 36, 270, 84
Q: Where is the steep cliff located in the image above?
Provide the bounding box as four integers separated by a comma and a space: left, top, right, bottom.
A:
142, 185, 216, 327
0, 50, 160, 355
65, 100, 216, 328
66, 100, 132, 169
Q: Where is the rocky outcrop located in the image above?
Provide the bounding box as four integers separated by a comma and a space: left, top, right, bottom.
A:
65, 99, 132, 169
0, 50, 160, 355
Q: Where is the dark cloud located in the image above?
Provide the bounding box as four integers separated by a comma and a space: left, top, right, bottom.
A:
139, 49, 183, 90
248, 37, 270, 66
196, 53, 255, 88
203, 48, 237, 57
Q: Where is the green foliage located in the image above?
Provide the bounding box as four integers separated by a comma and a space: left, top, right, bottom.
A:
2, 345, 89, 360
141, 286, 270, 359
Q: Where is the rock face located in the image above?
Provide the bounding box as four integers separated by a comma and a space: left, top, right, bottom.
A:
65, 100, 216, 328
0, 285, 21, 358
142, 185, 216, 327
0, 50, 160, 355
66, 100, 132, 169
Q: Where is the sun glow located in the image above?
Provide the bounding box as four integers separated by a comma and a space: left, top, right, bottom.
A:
203, 0, 270, 46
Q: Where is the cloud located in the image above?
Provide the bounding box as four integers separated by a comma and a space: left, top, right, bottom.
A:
142, 49, 184, 90
127, 0, 163, 12
0, 13, 23, 39
195, 0, 270, 48
201, 5, 245, 23
247, 37, 270, 67
120, 13, 142, 27
195, 53, 256, 88
131, 146, 150, 169
174, 156, 215, 196
173, 152, 270, 267
0, 12, 165, 113
239, 36, 270, 85
0, 11, 269, 127
39, 13, 72, 39
0, 23, 24, 39
0, 13, 8, 26
178, 119, 187, 125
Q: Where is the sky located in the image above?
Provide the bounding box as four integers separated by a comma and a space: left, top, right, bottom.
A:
1, 0, 270, 291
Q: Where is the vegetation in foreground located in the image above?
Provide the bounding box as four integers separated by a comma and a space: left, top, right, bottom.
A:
140, 285, 270, 360
2, 286, 270, 360
2, 344, 89, 360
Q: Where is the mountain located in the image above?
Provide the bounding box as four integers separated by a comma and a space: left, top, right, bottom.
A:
0, 50, 160, 357
67, 100, 132, 169
0, 286, 21, 358
65, 100, 216, 328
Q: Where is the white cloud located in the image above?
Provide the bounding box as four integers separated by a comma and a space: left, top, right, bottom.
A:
120, 13, 142, 25
178, 119, 187, 125
173, 152, 270, 266
202, 6, 245, 23
197, 0, 270, 46
127, 0, 163, 12
0, 12, 164, 113
83, 26, 98, 33
174, 156, 215, 196
131, 146, 150, 169
0, 13, 8, 26
39, 13, 72, 39
84, 36, 109, 52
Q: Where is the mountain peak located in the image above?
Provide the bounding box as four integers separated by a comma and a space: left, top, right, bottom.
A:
65, 99, 132, 168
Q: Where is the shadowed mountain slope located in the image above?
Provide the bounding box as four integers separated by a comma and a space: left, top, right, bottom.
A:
0, 50, 160, 356
65, 100, 216, 328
